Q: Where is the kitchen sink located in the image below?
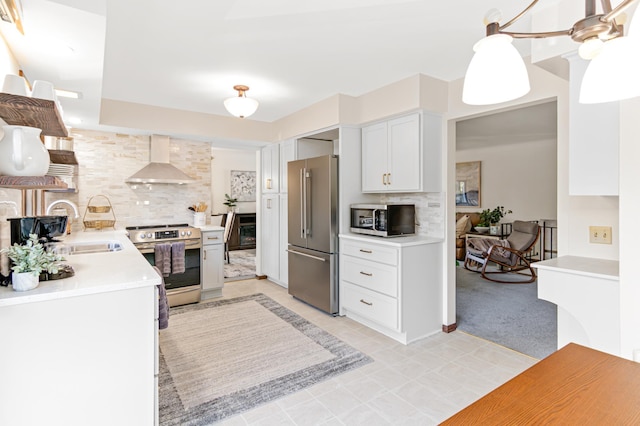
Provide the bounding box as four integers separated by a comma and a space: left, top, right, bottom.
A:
51, 241, 123, 255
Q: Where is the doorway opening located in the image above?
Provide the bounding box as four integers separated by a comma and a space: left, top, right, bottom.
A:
453, 101, 558, 359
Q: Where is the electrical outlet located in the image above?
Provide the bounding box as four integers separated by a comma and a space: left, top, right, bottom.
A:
589, 226, 612, 244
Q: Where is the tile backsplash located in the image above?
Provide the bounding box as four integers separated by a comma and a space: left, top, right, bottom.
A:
1, 129, 212, 234
381, 192, 445, 239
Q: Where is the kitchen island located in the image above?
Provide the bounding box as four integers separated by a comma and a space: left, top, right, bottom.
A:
0, 230, 160, 426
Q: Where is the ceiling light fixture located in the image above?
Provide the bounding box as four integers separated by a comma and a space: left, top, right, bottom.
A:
0, 0, 24, 35
223, 85, 259, 118
463, 0, 640, 105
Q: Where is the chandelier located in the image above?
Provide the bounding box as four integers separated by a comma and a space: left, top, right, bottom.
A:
463, 0, 640, 105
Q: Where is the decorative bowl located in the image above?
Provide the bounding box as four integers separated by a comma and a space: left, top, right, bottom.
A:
474, 226, 490, 234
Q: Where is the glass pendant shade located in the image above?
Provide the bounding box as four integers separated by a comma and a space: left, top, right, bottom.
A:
224, 95, 259, 118
463, 34, 530, 105
580, 36, 640, 103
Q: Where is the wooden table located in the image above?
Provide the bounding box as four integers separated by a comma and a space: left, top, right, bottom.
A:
441, 343, 640, 424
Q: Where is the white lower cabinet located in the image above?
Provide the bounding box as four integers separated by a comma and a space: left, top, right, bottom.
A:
201, 229, 224, 299
278, 194, 288, 287
261, 194, 280, 281
340, 234, 442, 344
0, 286, 156, 425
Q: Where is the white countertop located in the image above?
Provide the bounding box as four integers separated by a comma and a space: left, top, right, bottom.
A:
197, 225, 225, 232
339, 233, 443, 247
533, 255, 619, 281
0, 230, 161, 307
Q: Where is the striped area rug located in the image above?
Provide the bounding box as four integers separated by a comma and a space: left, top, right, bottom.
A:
159, 293, 372, 425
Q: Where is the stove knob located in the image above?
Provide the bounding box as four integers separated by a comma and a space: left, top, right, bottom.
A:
147, 232, 153, 239
181, 231, 186, 236
187, 230, 192, 236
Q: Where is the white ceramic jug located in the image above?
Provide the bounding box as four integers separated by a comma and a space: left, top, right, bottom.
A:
0, 125, 50, 176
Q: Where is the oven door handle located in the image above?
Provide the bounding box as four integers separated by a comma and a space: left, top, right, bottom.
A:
137, 240, 202, 254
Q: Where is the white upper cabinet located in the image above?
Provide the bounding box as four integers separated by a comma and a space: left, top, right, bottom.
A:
362, 112, 441, 193
566, 53, 619, 196
362, 122, 389, 192
261, 144, 279, 193
279, 139, 296, 194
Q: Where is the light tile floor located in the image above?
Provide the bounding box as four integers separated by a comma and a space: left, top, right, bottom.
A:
216, 279, 538, 425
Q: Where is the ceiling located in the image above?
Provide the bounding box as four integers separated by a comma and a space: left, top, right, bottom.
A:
0, 0, 563, 142
456, 101, 558, 150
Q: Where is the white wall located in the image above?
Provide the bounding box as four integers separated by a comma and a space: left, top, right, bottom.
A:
456, 137, 557, 223
210, 148, 258, 217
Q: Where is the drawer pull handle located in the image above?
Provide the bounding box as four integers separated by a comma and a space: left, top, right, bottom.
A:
359, 271, 373, 277
360, 299, 373, 306
359, 249, 372, 253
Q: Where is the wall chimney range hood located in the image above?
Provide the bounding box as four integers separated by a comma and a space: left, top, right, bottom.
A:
126, 135, 195, 184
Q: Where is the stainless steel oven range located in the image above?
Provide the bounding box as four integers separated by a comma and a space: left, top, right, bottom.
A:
126, 223, 202, 307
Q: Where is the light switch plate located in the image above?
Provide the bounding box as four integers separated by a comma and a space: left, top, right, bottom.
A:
589, 226, 612, 244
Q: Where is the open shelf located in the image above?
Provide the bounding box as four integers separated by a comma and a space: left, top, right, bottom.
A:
0, 93, 68, 137
0, 175, 68, 190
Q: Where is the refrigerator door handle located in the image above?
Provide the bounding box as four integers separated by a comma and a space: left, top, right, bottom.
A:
286, 249, 326, 262
300, 168, 305, 239
305, 169, 311, 237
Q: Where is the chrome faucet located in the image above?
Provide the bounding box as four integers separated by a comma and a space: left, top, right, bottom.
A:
46, 200, 80, 218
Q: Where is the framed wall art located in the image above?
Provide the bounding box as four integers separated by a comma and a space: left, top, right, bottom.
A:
456, 161, 481, 207
230, 170, 256, 202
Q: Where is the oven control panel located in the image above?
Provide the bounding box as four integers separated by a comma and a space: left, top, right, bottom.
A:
127, 226, 201, 243
156, 230, 178, 240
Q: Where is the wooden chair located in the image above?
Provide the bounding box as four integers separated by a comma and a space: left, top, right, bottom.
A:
222, 211, 235, 264
464, 220, 540, 284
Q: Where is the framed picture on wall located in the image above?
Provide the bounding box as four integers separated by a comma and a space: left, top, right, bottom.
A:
456, 161, 480, 207
230, 170, 257, 202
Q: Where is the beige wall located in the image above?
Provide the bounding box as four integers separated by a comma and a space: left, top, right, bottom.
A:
100, 99, 273, 147
456, 137, 558, 224
210, 148, 258, 216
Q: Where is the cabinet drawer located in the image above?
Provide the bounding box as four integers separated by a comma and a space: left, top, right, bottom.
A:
342, 256, 397, 297
342, 240, 398, 266
342, 282, 398, 330
202, 230, 223, 245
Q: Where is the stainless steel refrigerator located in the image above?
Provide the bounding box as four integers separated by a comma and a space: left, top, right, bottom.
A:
287, 155, 338, 314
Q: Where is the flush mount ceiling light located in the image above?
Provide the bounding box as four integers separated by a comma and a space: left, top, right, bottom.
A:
463, 0, 640, 105
223, 85, 259, 118
0, 0, 24, 34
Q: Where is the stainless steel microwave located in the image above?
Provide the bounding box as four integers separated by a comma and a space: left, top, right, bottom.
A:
350, 204, 415, 237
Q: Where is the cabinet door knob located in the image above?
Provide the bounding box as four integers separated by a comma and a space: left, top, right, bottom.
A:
359, 299, 373, 306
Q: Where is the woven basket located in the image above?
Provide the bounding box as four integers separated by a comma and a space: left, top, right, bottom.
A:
87, 205, 111, 213
83, 220, 115, 229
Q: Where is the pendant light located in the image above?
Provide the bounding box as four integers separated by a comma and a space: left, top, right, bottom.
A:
463, 0, 640, 105
224, 85, 259, 119
580, 9, 640, 103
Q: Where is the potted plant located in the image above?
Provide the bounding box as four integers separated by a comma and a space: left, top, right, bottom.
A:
1, 234, 63, 291
223, 193, 238, 212
478, 206, 512, 235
